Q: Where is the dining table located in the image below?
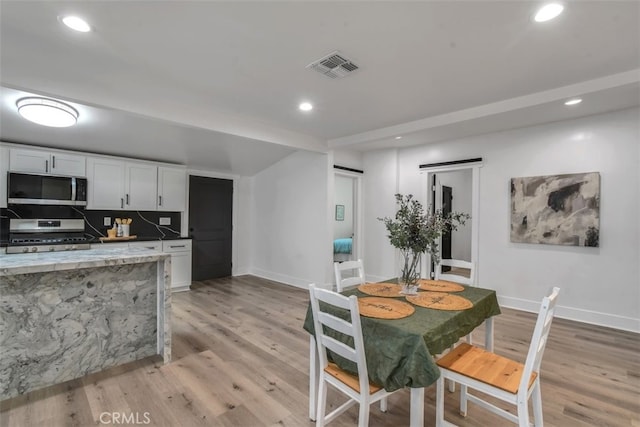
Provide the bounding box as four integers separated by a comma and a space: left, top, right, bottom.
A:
303, 281, 501, 427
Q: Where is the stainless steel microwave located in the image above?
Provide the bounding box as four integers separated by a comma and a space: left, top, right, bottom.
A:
8, 172, 88, 206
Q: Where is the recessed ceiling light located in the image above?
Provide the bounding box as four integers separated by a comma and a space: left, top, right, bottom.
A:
395, 136, 403, 140
534, 3, 564, 22
564, 98, 582, 106
17, 97, 79, 127
61, 15, 91, 32
299, 102, 313, 112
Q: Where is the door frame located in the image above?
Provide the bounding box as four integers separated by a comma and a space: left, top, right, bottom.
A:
440, 184, 453, 264
333, 170, 363, 263
186, 169, 240, 276
420, 160, 482, 284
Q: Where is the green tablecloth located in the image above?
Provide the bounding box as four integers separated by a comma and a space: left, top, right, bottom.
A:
303, 284, 501, 392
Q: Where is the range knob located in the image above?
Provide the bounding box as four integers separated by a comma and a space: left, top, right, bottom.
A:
49, 246, 55, 252
30, 247, 38, 253
22, 247, 30, 253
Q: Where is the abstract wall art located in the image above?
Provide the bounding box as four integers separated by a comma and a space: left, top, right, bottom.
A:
510, 172, 600, 247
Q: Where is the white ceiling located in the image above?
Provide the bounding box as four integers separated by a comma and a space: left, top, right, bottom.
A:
1, 1, 638, 174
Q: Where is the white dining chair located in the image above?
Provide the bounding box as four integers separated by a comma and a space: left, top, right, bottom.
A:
435, 287, 560, 427
435, 258, 474, 286
334, 259, 365, 292
436, 258, 477, 394
309, 284, 400, 427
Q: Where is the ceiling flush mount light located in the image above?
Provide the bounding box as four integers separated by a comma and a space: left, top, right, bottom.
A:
564, 98, 582, 106
395, 136, 403, 140
17, 97, 79, 127
534, 3, 564, 22
61, 15, 91, 32
299, 102, 313, 112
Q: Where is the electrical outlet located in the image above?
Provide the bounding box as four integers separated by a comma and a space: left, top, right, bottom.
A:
159, 217, 171, 226
103, 217, 112, 226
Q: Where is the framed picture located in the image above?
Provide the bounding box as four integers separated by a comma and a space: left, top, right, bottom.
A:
335, 204, 345, 221
510, 171, 600, 247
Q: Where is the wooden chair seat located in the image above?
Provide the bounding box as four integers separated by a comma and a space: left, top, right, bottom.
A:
435, 287, 560, 427
324, 362, 383, 394
437, 343, 537, 394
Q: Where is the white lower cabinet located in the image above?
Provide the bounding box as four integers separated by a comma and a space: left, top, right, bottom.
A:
129, 241, 163, 251
90, 239, 191, 292
162, 240, 192, 292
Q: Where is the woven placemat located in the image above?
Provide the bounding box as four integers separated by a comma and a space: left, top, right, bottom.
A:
358, 297, 415, 319
406, 292, 473, 311
417, 279, 465, 293
358, 283, 404, 297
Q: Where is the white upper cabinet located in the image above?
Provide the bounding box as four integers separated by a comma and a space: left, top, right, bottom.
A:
0, 146, 8, 208
126, 163, 158, 210
87, 157, 126, 209
157, 166, 187, 212
87, 157, 158, 210
4, 143, 186, 212
10, 147, 86, 176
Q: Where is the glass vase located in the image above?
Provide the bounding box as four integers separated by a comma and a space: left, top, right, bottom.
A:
399, 251, 421, 295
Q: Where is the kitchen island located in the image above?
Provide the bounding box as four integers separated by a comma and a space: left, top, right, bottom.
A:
0, 247, 171, 401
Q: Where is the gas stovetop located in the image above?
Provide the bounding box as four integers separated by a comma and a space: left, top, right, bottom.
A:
6, 218, 91, 254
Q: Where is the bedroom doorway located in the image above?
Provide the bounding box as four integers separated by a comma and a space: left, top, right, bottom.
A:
432, 171, 473, 277
422, 158, 482, 284
333, 171, 362, 269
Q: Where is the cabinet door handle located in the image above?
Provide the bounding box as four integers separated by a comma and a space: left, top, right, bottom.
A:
159, 195, 162, 206
170, 245, 186, 248
45, 160, 49, 173
52, 155, 56, 169
121, 198, 124, 208
126, 194, 129, 205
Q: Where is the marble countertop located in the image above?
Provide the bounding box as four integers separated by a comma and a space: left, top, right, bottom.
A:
0, 247, 170, 276
0, 236, 191, 248
89, 236, 191, 244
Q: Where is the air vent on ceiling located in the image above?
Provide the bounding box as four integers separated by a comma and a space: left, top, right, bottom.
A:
306, 51, 359, 79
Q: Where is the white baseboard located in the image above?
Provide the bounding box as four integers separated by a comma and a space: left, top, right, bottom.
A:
250, 268, 332, 290
498, 295, 640, 333
232, 266, 251, 276
234, 272, 640, 333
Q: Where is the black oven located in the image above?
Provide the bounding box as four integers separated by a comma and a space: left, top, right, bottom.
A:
8, 172, 87, 206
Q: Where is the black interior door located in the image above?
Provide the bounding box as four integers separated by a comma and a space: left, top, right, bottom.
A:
441, 185, 453, 272
188, 176, 233, 280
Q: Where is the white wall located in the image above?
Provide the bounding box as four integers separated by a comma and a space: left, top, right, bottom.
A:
250, 150, 332, 288
363, 149, 400, 283
333, 149, 364, 171
364, 107, 640, 332
437, 169, 472, 260
334, 175, 354, 239
234, 176, 253, 275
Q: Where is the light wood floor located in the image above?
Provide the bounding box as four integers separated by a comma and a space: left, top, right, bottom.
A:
1, 275, 638, 426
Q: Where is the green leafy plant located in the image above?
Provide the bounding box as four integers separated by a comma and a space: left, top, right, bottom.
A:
378, 194, 470, 287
